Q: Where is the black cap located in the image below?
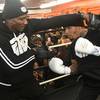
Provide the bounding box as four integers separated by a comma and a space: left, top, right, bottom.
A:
2, 0, 28, 20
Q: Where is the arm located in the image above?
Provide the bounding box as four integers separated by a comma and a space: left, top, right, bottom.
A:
75, 37, 100, 58
49, 57, 78, 75
69, 59, 78, 74
29, 13, 84, 31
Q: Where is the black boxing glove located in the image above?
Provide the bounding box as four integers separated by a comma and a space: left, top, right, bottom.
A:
35, 47, 48, 59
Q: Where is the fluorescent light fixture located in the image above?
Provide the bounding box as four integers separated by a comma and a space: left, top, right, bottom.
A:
40, 0, 74, 9
21, 0, 26, 2
0, 4, 5, 12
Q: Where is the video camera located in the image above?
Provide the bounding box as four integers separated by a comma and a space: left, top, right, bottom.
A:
89, 13, 100, 30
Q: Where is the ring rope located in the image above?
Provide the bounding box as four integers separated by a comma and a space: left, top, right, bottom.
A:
39, 74, 70, 85
48, 42, 72, 49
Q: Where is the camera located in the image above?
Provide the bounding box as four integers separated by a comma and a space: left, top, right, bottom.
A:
89, 13, 100, 30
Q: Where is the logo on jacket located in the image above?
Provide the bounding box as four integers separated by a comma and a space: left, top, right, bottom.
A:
10, 33, 29, 56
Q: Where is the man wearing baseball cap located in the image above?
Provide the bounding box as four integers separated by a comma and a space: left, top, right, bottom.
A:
0, 0, 85, 100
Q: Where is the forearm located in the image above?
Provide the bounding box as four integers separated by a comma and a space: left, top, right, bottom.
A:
29, 14, 84, 31
49, 54, 80, 75
49, 57, 71, 74
69, 59, 78, 74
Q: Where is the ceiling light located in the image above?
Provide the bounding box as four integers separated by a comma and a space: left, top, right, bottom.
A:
0, 4, 5, 12
21, 0, 26, 2
40, 0, 74, 9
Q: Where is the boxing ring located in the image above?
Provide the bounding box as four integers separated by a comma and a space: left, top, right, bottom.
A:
39, 74, 83, 100
38, 42, 100, 100
32, 42, 83, 100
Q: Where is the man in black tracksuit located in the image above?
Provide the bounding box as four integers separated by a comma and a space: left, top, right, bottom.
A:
0, 0, 84, 100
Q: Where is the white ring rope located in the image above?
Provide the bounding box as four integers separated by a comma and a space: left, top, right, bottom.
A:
39, 42, 72, 85
39, 74, 70, 85
48, 42, 72, 49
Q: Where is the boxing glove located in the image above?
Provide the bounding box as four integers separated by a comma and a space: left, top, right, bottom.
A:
75, 37, 100, 58
49, 57, 71, 74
